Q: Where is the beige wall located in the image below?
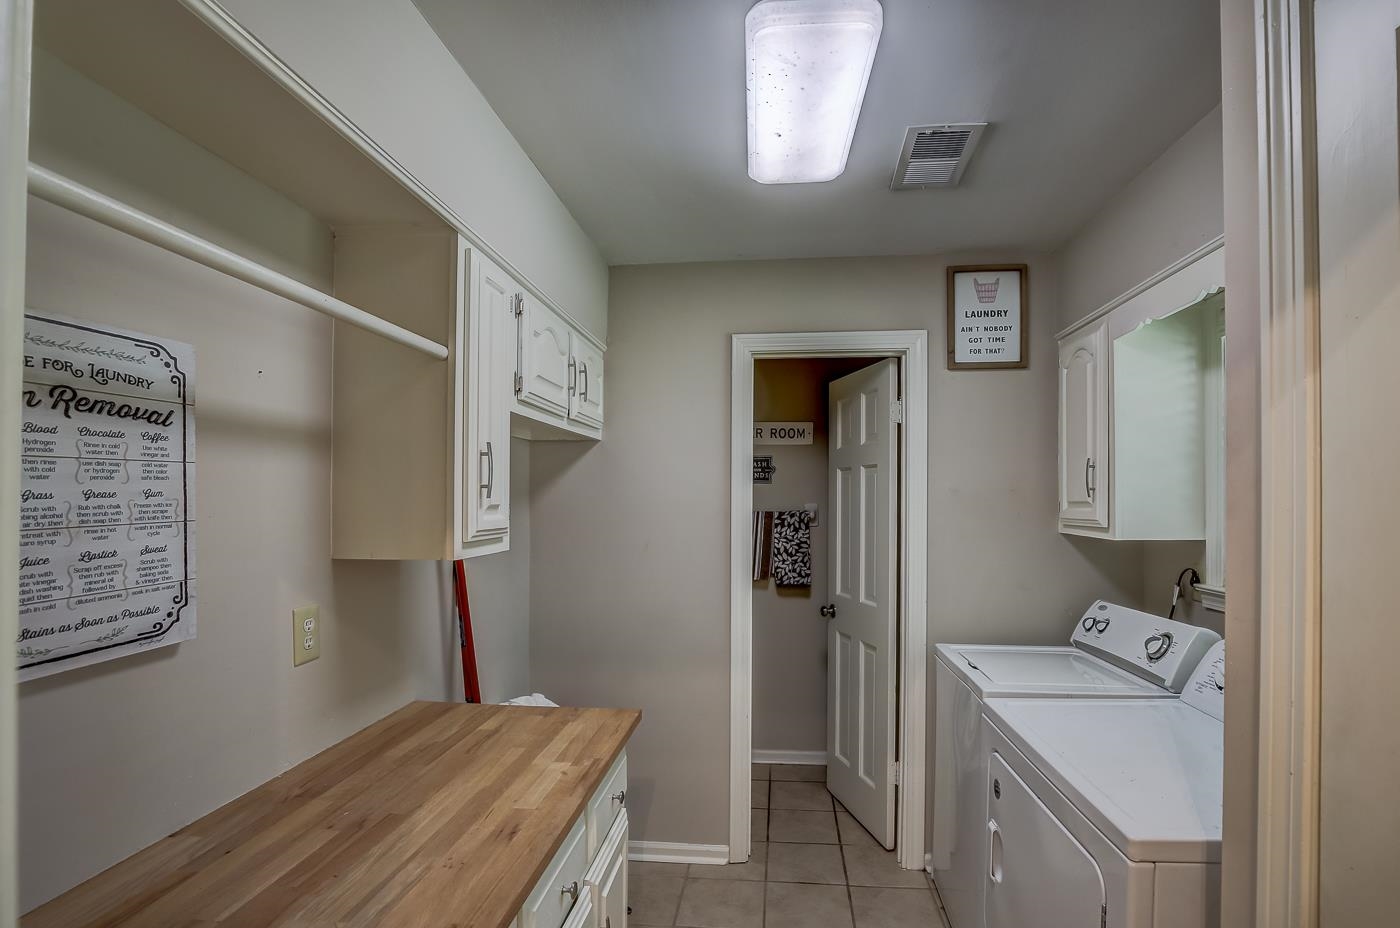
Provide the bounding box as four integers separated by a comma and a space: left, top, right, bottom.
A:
17, 55, 530, 912
750, 358, 871, 756
530, 255, 1143, 848
219, 0, 609, 342
1316, 0, 1400, 919
1057, 105, 1224, 329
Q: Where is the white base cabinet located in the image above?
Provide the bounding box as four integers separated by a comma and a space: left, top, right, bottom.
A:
521, 752, 629, 928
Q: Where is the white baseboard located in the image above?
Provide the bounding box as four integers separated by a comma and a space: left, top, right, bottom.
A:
629, 841, 731, 865
752, 749, 826, 766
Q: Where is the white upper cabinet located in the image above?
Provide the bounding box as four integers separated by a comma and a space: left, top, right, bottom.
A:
1056, 243, 1224, 540
331, 230, 518, 560
569, 336, 605, 431
512, 296, 606, 440
1057, 321, 1109, 530
517, 293, 575, 420
462, 246, 516, 550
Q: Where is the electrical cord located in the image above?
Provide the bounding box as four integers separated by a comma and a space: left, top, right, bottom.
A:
1167, 567, 1201, 621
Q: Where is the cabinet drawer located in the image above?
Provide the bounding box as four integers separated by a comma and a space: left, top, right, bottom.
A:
585, 811, 629, 928
586, 753, 628, 859
561, 892, 593, 928
521, 817, 589, 928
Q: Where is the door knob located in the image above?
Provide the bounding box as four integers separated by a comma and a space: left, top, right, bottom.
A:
820, 603, 837, 618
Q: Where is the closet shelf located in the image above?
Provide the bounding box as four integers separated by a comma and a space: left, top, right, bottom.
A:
26, 163, 450, 361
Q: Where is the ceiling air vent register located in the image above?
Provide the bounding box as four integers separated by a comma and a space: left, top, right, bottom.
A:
891, 123, 987, 190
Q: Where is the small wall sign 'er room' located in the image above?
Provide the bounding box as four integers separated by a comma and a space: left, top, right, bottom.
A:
947, 264, 1029, 370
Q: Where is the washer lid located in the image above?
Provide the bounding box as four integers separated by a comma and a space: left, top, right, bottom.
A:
985, 697, 1223, 863
935, 644, 1171, 698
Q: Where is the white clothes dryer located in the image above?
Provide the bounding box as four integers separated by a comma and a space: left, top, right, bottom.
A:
978, 641, 1226, 928
931, 601, 1220, 928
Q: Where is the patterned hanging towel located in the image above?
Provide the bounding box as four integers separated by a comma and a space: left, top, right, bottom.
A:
753, 511, 775, 581
772, 509, 813, 588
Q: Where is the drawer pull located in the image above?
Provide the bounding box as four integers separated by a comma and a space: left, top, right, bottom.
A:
560, 880, 580, 904
612, 789, 626, 806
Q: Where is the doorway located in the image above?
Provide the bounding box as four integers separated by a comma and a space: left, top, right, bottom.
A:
729, 331, 930, 872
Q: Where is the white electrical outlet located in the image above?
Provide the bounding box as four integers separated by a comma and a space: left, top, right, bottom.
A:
293, 605, 320, 666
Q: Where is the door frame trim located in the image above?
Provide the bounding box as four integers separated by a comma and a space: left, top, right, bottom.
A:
1251, 0, 1322, 924
728, 330, 929, 870
0, 0, 31, 918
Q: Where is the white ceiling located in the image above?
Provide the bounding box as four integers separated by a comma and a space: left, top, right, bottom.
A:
413, 0, 1221, 266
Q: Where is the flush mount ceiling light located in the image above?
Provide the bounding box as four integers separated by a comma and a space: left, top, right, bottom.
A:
745, 0, 883, 185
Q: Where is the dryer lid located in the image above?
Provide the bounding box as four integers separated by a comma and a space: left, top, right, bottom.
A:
944, 646, 1168, 698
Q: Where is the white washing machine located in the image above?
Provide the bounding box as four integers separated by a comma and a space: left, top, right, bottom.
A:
979, 641, 1226, 928
931, 601, 1221, 928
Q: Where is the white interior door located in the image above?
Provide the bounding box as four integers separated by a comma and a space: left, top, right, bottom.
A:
826, 358, 899, 849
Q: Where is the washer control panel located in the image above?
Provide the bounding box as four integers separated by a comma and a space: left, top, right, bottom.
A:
1069, 600, 1222, 692
1181, 640, 1227, 721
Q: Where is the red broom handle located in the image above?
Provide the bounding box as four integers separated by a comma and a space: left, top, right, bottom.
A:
453, 560, 482, 704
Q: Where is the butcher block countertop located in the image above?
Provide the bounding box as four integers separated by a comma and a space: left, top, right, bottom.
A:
23, 701, 642, 928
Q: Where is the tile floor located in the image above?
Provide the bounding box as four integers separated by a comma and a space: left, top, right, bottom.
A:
629, 764, 951, 928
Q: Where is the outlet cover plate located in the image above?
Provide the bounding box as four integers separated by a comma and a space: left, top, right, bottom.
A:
293, 605, 320, 666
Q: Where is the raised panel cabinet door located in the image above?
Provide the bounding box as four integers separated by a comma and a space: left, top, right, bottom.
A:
519, 293, 573, 419
589, 812, 628, 928
462, 245, 513, 546
569, 335, 605, 430
1057, 322, 1109, 529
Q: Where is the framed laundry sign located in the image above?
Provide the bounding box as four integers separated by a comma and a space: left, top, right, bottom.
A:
18, 313, 197, 681
946, 264, 1029, 370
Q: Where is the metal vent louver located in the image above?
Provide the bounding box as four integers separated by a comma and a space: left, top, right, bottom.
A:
891, 123, 987, 190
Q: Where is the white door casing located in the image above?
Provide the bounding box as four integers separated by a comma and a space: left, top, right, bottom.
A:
826, 359, 899, 849
729, 330, 928, 871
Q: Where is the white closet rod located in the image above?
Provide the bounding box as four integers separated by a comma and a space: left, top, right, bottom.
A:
26, 164, 450, 361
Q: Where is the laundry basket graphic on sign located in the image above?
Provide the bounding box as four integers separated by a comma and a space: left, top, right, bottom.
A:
973, 277, 1000, 304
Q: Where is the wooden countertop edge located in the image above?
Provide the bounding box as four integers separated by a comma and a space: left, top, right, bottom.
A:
21, 701, 643, 928
486, 704, 641, 927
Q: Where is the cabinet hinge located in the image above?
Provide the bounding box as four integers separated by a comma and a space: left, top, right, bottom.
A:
513, 293, 524, 318
514, 372, 524, 396
890, 760, 901, 786
890, 399, 904, 424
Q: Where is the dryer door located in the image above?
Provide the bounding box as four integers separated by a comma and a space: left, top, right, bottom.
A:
986, 751, 1106, 928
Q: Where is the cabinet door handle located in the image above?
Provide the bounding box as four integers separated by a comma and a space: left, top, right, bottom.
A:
1084, 457, 1096, 499
568, 357, 577, 396
480, 441, 494, 496
580, 364, 589, 403
612, 789, 626, 806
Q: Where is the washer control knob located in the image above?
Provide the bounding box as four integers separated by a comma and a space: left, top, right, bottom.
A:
1144, 633, 1173, 662
1082, 616, 1096, 632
